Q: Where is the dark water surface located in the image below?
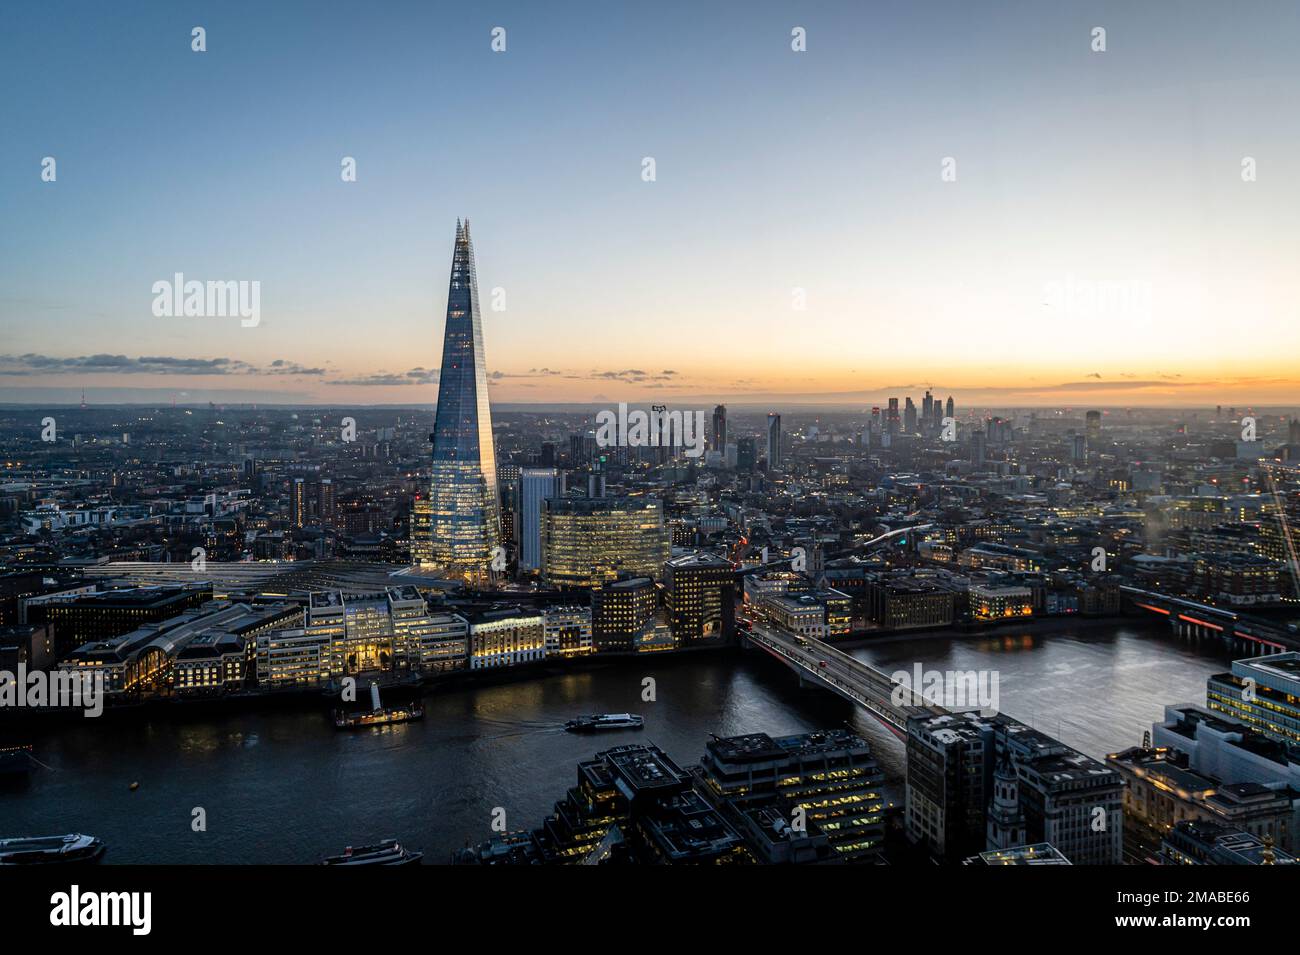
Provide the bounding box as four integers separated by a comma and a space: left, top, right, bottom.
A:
0, 620, 1228, 863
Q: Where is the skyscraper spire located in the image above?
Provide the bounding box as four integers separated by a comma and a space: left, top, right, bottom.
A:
426, 219, 500, 583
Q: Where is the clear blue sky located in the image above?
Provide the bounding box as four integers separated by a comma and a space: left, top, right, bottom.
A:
2, 0, 1298, 406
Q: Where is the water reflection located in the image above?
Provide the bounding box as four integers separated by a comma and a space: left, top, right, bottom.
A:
0, 621, 1227, 863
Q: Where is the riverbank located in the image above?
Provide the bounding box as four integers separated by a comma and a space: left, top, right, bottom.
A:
0, 615, 1163, 730
0, 642, 740, 730
0, 620, 1231, 863
833, 612, 1151, 649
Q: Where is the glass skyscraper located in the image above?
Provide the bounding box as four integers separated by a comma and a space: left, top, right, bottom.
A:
428, 220, 500, 582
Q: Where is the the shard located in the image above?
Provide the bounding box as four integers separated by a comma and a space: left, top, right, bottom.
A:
427, 219, 500, 582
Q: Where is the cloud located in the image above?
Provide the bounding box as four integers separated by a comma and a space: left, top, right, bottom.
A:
0, 353, 253, 375
327, 367, 439, 386
266, 359, 326, 376
0, 353, 335, 378
588, 368, 681, 383
1038, 379, 1191, 391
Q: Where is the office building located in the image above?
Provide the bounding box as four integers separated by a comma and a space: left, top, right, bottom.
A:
697, 730, 886, 862
542, 605, 593, 657
591, 576, 657, 652
967, 583, 1033, 622
907, 711, 1123, 864
540, 497, 670, 588
1086, 409, 1102, 438
1152, 703, 1300, 792
467, 606, 545, 670
766, 413, 782, 470
711, 404, 727, 452
427, 220, 501, 583
517, 467, 564, 572
62, 600, 299, 697
1160, 820, 1295, 865
1208, 652, 1300, 744
963, 843, 1072, 865
255, 589, 469, 687
455, 742, 752, 865
864, 574, 955, 630
736, 437, 757, 472
662, 552, 735, 646
1107, 740, 1298, 854
32, 585, 214, 658
410, 495, 433, 565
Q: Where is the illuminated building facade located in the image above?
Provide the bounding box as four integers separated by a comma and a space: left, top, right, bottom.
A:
173, 632, 248, 695
591, 577, 657, 653
697, 730, 886, 862
543, 605, 593, 657
759, 592, 830, 640
290, 478, 308, 528
1208, 653, 1300, 744
60, 601, 299, 697
968, 584, 1033, 622
540, 498, 669, 589
409, 495, 433, 565
427, 220, 501, 583
255, 588, 469, 687
467, 607, 545, 669
663, 552, 735, 646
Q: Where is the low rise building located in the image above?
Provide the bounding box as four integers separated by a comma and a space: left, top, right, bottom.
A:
255, 589, 468, 687
963, 843, 1072, 865
468, 607, 545, 670
864, 574, 955, 630
1208, 653, 1300, 745
1160, 819, 1296, 865
542, 605, 593, 658
696, 730, 885, 862
967, 583, 1033, 623
64, 600, 299, 697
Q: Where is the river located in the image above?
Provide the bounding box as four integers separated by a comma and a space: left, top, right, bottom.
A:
0, 618, 1229, 863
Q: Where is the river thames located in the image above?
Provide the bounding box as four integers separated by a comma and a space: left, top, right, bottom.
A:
0, 618, 1230, 863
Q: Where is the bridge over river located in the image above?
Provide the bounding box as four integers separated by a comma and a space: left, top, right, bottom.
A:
741, 622, 949, 737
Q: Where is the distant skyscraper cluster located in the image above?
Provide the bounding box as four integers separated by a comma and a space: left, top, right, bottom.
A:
863, 391, 956, 447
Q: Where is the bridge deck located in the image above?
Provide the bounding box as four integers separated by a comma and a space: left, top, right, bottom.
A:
745, 623, 947, 734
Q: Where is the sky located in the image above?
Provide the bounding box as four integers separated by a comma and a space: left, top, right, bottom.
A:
2, 0, 1299, 408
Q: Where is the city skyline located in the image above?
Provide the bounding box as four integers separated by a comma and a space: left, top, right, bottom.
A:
4, 1, 1300, 407
10, 0, 1300, 916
